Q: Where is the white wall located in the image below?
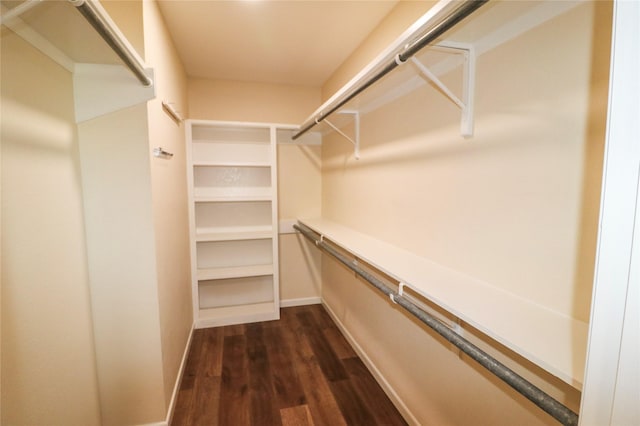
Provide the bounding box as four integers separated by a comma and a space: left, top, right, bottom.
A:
1, 28, 101, 426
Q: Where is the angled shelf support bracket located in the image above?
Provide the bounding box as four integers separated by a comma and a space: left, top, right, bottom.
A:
321, 110, 361, 160
410, 41, 476, 137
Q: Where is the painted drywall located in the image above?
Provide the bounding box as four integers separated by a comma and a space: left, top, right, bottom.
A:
322, 1, 436, 101
78, 103, 167, 426
277, 142, 323, 303
142, 0, 193, 412
102, 0, 145, 61
188, 78, 323, 304
320, 1, 610, 424
0, 30, 101, 425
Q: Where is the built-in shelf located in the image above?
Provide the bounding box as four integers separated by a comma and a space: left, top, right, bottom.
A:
298, 217, 587, 389
195, 226, 273, 242
187, 120, 282, 328
197, 264, 274, 281
193, 188, 273, 202
197, 302, 278, 328
192, 160, 272, 167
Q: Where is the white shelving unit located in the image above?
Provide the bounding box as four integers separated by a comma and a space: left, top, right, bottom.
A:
186, 120, 281, 328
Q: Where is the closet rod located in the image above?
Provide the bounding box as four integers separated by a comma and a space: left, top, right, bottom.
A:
292, 0, 487, 140
293, 222, 579, 426
71, 0, 152, 87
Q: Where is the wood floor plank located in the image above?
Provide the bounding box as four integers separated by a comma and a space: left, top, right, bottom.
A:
192, 376, 221, 426
219, 334, 250, 426
329, 379, 377, 426
323, 327, 358, 360
297, 310, 348, 382
281, 308, 348, 426
246, 323, 282, 426
312, 304, 339, 330
224, 323, 245, 337
262, 325, 307, 409
202, 326, 224, 377
172, 305, 407, 426
183, 329, 205, 377
170, 374, 196, 426
343, 357, 407, 425
280, 405, 315, 426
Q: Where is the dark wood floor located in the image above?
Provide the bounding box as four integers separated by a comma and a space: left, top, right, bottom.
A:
171, 304, 407, 426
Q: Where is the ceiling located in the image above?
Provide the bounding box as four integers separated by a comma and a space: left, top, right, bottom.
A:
156, 1, 399, 87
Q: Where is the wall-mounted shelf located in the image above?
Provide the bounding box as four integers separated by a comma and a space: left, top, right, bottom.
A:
195, 226, 273, 242
297, 0, 584, 159
1, 0, 155, 122
298, 218, 588, 390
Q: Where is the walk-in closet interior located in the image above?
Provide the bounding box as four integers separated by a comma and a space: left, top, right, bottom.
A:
1, 0, 638, 425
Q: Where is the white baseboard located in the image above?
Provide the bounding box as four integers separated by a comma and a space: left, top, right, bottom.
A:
160, 323, 195, 426
321, 301, 418, 426
280, 296, 321, 308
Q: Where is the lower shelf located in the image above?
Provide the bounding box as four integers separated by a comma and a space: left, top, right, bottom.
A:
298, 217, 587, 389
199, 275, 274, 308
195, 302, 279, 329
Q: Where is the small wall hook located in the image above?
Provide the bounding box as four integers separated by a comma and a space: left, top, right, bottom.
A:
153, 147, 173, 159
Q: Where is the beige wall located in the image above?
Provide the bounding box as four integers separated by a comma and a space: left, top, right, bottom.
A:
77, 1, 194, 424
320, 1, 610, 424
78, 104, 167, 426
322, 1, 436, 101
142, 0, 193, 411
0, 29, 101, 425
188, 78, 323, 304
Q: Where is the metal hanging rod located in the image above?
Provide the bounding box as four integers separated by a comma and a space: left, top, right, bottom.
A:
292, 0, 487, 140
71, 0, 152, 87
293, 222, 579, 426
1, 0, 152, 87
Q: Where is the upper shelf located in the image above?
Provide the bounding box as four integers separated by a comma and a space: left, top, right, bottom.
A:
1, 0, 155, 121
299, 0, 584, 143
2, 0, 149, 79
2, 1, 120, 64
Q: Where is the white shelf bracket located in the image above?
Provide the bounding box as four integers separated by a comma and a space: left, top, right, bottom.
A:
321, 110, 361, 160
410, 42, 476, 137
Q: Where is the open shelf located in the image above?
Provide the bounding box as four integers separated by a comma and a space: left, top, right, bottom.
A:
197, 264, 273, 281
298, 218, 588, 389
195, 225, 273, 242
199, 275, 274, 308
194, 201, 272, 229
196, 239, 272, 268
192, 159, 272, 167
193, 191, 272, 202
196, 302, 278, 329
